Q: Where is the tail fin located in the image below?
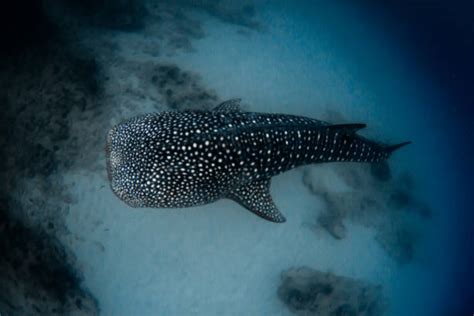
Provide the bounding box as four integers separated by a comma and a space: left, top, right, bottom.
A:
371, 141, 411, 182
385, 141, 412, 154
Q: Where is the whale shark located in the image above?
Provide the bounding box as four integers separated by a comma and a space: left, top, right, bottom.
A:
105, 99, 410, 222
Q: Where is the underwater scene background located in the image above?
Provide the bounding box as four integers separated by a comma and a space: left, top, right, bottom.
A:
0, 1, 472, 315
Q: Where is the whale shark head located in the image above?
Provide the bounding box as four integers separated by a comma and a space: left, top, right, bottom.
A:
106, 113, 190, 208
105, 120, 152, 208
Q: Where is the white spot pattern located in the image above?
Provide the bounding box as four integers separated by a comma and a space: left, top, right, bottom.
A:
105, 109, 393, 221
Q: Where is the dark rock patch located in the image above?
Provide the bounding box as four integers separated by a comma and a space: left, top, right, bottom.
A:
147, 63, 219, 111
0, 2, 105, 312
0, 207, 99, 315
0, 0, 57, 60
0, 42, 104, 231
278, 267, 387, 316
317, 212, 346, 240
48, 0, 148, 31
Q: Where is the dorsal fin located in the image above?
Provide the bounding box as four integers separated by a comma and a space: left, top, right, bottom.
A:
327, 123, 366, 134
213, 98, 242, 112
227, 178, 286, 223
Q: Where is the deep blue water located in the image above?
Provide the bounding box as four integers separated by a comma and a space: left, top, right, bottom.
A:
373, 1, 474, 313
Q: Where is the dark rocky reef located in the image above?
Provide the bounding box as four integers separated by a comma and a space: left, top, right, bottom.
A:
46, 0, 148, 31
52, 0, 260, 33
0, 1, 55, 60
0, 2, 105, 314
48, 0, 260, 57
102, 59, 221, 113
317, 209, 347, 240
0, 40, 104, 229
149, 63, 219, 110
0, 207, 98, 315
278, 267, 387, 316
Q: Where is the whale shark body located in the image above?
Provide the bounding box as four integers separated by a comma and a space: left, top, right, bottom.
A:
105, 99, 410, 222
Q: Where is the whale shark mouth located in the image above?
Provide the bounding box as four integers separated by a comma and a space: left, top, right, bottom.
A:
105, 125, 146, 208
105, 127, 116, 184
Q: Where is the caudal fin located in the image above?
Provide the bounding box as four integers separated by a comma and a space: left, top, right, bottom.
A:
371, 141, 411, 182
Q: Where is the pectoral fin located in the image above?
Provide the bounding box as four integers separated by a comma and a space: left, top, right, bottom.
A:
227, 178, 286, 223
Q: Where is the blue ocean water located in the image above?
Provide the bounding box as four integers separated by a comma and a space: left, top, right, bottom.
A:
0, 1, 472, 315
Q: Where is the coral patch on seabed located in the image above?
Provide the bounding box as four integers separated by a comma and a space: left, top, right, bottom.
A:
278, 267, 387, 316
